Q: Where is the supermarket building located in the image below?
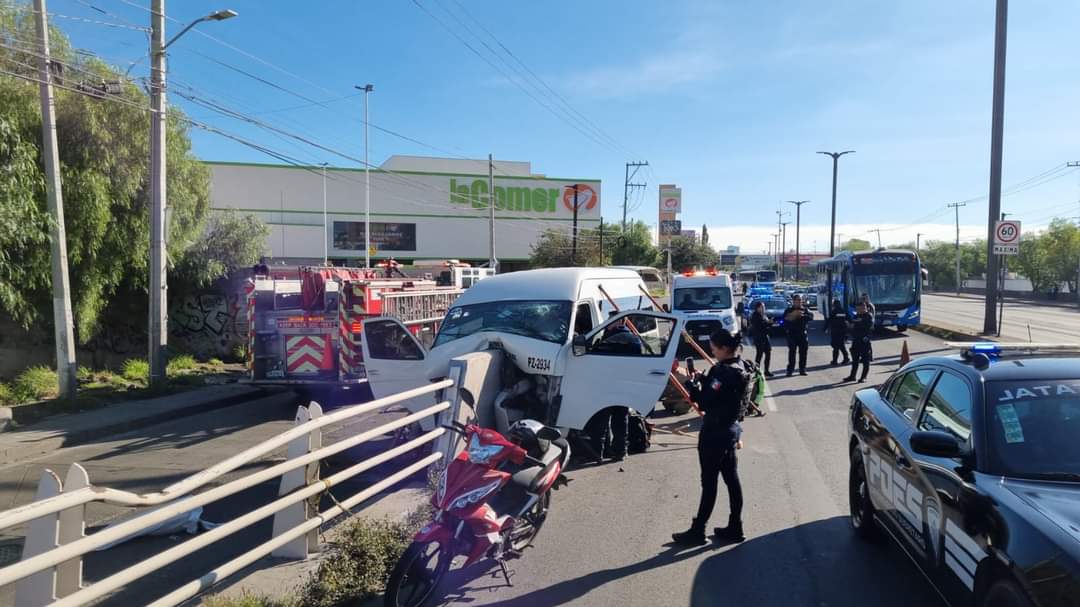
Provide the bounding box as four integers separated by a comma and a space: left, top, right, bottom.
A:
206, 155, 601, 269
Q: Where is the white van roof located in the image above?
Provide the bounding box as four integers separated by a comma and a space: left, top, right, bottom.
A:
452, 268, 642, 306
672, 273, 732, 287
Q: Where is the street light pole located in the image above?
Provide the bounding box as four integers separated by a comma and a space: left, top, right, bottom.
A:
321, 163, 328, 265
148, 2, 236, 388
983, 0, 1008, 335
786, 200, 809, 280
356, 84, 374, 268
817, 150, 855, 257
780, 221, 789, 281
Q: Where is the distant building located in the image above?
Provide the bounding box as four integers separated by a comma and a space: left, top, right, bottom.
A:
680, 229, 698, 242
725, 245, 740, 254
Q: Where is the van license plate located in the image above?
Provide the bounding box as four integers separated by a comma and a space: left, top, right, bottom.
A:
697, 334, 710, 340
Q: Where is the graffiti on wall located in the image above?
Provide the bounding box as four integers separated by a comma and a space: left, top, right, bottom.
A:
169, 292, 247, 358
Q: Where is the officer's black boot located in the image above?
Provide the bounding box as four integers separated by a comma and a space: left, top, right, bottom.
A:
672, 519, 707, 546
714, 516, 745, 543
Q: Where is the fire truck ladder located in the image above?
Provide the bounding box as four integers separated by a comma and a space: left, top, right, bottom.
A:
380, 289, 464, 325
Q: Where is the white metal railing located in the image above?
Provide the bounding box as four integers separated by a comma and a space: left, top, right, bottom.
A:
1, 375, 463, 606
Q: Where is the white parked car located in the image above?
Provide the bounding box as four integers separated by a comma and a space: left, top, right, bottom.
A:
358, 268, 685, 443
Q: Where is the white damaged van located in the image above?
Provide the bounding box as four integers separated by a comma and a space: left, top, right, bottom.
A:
358, 268, 685, 445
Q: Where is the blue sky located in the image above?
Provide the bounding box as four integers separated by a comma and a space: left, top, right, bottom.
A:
54, 0, 1080, 253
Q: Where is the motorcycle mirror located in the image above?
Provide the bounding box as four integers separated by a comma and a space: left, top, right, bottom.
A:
572, 334, 587, 356
458, 388, 476, 407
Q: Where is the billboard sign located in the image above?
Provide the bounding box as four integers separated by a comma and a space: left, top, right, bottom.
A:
659, 186, 682, 213
659, 220, 682, 236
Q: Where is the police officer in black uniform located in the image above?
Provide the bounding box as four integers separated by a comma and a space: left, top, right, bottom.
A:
783, 294, 811, 376
750, 300, 774, 377
826, 298, 850, 366
844, 301, 874, 382
672, 328, 747, 546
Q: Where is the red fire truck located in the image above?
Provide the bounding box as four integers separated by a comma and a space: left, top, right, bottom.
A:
245, 266, 463, 397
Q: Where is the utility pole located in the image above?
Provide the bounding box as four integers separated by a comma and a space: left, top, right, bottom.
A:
948, 202, 967, 296
780, 221, 789, 280
817, 150, 855, 257
488, 154, 496, 270
147, 4, 236, 387
983, 0, 1008, 335
321, 163, 328, 265
571, 184, 580, 265
916, 232, 923, 256
599, 217, 604, 265
869, 228, 882, 249
148, 0, 168, 387
33, 0, 76, 399
356, 84, 374, 269
622, 161, 648, 231
786, 200, 809, 280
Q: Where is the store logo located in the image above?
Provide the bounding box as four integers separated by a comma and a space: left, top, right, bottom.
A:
449, 178, 598, 215
562, 184, 598, 212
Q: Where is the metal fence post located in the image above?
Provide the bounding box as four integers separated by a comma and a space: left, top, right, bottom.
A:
55, 464, 88, 598
14, 470, 62, 607
270, 401, 323, 559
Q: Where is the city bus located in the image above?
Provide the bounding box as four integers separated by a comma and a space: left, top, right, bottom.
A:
816, 250, 921, 331
736, 269, 777, 291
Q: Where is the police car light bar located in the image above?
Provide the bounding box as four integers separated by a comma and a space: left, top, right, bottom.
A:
945, 342, 1080, 356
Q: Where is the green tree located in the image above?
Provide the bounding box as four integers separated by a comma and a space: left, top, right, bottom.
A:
839, 238, 872, 252
1037, 219, 1080, 293
609, 220, 659, 266
664, 236, 717, 271
917, 240, 986, 290
1014, 235, 1056, 294
0, 3, 249, 342
529, 227, 604, 268
174, 209, 270, 292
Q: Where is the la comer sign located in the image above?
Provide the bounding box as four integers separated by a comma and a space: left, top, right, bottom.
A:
449, 178, 599, 215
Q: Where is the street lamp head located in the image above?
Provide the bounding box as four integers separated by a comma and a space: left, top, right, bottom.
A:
206, 9, 238, 21
817, 150, 855, 158
356, 84, 374, 92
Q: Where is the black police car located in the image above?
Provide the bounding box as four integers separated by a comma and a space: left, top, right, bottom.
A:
848, 343, 1080, 607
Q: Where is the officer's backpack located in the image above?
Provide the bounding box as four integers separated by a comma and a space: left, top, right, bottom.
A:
733, 358, 766, 420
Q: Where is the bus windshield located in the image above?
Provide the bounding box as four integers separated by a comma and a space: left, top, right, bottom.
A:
852, 255, 918, 306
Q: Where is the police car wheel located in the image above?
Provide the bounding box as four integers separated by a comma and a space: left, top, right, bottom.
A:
848, 451, 880, 540
981, 579, 1034, 607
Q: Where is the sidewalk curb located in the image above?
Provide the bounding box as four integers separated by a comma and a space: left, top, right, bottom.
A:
912, 323, 985, 342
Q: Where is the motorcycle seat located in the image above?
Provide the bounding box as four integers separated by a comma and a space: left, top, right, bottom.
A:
507, 440, 566, 494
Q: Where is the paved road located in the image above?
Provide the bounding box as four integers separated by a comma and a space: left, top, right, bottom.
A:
922, 292, 1080, 342
429, 329, 948, 607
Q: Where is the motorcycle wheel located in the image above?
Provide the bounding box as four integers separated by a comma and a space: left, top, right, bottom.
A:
507, 492, 551, 553
384, 539, 452, 607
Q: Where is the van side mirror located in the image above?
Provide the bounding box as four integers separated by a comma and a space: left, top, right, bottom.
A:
910, 430, 968, 459
572, 334, 587, 356
662, 303, 671, 313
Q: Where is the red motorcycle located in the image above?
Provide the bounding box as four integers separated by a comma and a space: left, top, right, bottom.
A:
384, 419, 570, 607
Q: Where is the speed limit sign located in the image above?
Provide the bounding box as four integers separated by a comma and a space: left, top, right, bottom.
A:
993, 220, 1021, 255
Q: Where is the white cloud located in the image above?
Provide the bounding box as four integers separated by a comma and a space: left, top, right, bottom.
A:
567, 48, 721, 98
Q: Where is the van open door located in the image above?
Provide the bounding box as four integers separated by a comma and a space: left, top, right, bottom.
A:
556, 310, 684, 431
359, 318, 436, 424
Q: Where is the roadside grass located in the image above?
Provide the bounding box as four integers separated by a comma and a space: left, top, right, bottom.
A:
204, 506, 433, 607
121, 358, 150, 385
13, 366, 58, 402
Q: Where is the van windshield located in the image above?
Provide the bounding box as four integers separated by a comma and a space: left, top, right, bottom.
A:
434, 300, 572, 347
673, 287, 732, 311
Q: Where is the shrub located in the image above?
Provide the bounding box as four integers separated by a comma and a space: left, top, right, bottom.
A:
13, 366, 58, 402
202, 592, 295, 607
296, 517, 416, 607
121, 358, 149, 384
0, 383, 14, 406
77, 366, 94, 383
208, 357, 225, 367
229, 343, 248, 364
167, 354, 198, 375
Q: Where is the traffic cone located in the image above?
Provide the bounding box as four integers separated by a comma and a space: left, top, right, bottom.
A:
899, 340, 911, 367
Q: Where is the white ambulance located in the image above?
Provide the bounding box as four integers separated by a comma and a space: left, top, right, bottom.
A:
668, 270, 739, 355
358, 268, 685, 443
